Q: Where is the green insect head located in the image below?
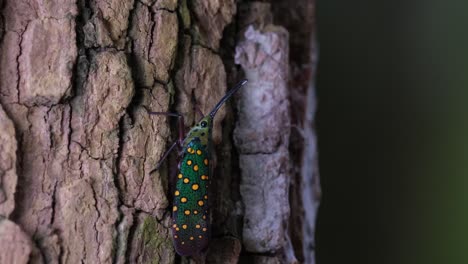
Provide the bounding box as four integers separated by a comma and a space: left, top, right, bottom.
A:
184, 116, 212, 148
183, 79, 248, 148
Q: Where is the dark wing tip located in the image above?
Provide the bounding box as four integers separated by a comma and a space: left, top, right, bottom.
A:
173, 238, 209, 257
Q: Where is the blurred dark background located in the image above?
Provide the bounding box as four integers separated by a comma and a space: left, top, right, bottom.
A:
315, 0, 468, 263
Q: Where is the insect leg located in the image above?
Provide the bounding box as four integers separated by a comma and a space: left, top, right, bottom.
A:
149, 141, 178, 173
146, 110, 185, 145
147, 109, 186, 172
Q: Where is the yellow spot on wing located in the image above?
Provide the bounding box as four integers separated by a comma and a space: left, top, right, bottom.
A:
199, 235, 203, 239
173, 206, 177, 211
182, 224, 187, 229
184, 210, 190, 215
175, 190, 179, 196
198, 200, 204, 206
204, 159, 209, 165
174, 235, 178, 238
193, 165, 199, 171
181, 241, 185, 245
204, 195, 208, 199
197, 150, 202, 155
183, 178, 190, 184
176, 227, 180, 231
202, 227, 207, 232
201, 175, 208, 180
194, 210, 198, 214
173, 224, 177, 228
192, 184, 199, 190
196, 224, 201, 229
190, 236, 194, 240
181, 197, 187, 203
178, 173, 183, 179
187, 160, 192, 166
187, 148, 193, 153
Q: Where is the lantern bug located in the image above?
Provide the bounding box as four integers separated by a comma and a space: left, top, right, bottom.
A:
147, 79, 248, 256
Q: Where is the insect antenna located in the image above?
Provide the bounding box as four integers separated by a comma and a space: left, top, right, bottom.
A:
209, 79, 248, 118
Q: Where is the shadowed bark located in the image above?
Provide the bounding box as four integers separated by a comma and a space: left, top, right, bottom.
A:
0, 0, 319, 263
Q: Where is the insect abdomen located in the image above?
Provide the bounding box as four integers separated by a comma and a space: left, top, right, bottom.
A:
171, 140, 210, 256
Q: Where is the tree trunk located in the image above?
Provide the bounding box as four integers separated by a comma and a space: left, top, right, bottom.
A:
0, 0, 319, 263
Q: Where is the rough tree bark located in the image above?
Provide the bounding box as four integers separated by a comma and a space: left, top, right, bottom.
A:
0, 0, 319, 263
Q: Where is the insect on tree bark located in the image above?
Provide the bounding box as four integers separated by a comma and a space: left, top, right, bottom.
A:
0, 0, 319, 263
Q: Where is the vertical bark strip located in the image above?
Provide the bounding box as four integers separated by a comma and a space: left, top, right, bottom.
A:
0, 104, 16, 217
234, 9, 293, 257
234, 1, 320, 263
0, 0, 319, 263
271, 1, 320, 263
